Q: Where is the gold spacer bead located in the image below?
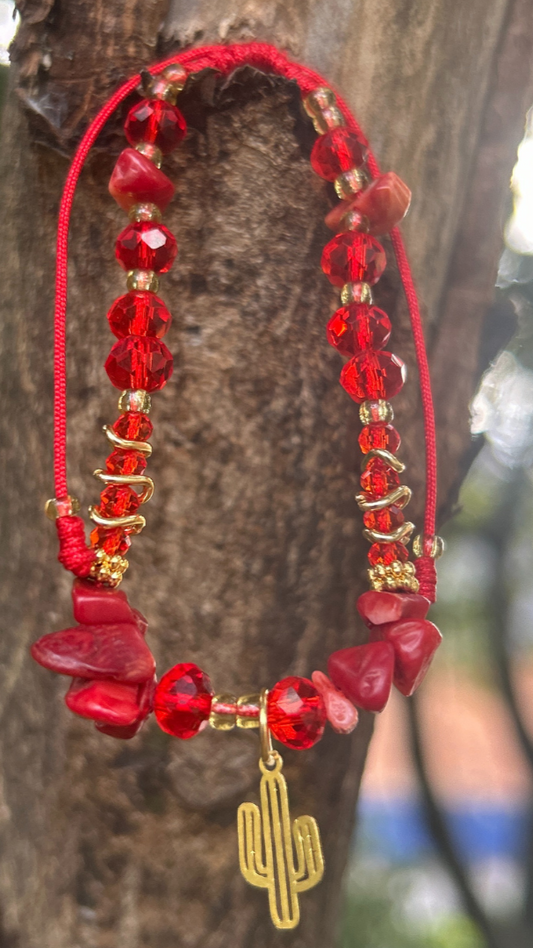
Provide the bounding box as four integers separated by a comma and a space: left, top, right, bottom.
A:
341, 282, 372, 305
128, 202, 162, 223
236, 693, 261, 729
45, 495, 80, 520
368, 561, 419, 594
135, 142, 163, 168
118, 390, 152, 414
127, 269, 159, 293
209, 694, 237, 730
413, 534, 446, 559
312, 106, 345, 134
303, 86, 336, 117
359, 400, 394, 425
90, 550, 129, 587
145, 76, 179, 104
335, 168, 366, 200
161, 64, 188, 93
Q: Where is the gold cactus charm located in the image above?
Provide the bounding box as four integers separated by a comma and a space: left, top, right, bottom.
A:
237, 690, 324, 929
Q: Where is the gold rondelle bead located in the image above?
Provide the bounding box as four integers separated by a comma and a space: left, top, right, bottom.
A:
127, 269, 159, 293
209, 694, 238, 731
128, 202, 162, 223
312, 106, 345, 134
161, 63, 188, 93
134, 142, 163, 168
45, 495, 80, 520
341, 282, 372, 305
236, 693, 261, 729
90, 550, 129, 587
303, 86, 336, 117
413, 534, 446, 559
368, 561, 419, 594
359, 400, 394, 425
334, 168, 366, 200
118, 390, 152, 414
145, 76, 179, 104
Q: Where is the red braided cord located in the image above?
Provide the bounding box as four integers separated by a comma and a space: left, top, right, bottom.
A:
53, 41, 437, 585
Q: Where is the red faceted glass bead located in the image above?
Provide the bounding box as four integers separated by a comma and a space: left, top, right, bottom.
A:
154, 662, 214, 739
98, 484, 141, 518
106, 449, 147, 476
363, 505, 405, 533
105, 336, 174, 392
109, 148, 175, 212
321, 232, 386, 287
113, 411, 153, 441
90, 525, 131, 556
340, 351, 405, 402
368, 542, 409, 566
115, 221, 177, 273
359, 423, 401, 454
326, 304, 391, 356
107, 291, 172, 339
310, 128, 368, 181
267, 677, 326, 750
124, 98, 187, 155
360, 457, 400, 496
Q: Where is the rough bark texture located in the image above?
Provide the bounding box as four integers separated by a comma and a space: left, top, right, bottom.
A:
0, 2, 532, 947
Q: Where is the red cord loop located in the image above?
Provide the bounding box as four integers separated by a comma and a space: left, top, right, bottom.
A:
56, 516, 95, 577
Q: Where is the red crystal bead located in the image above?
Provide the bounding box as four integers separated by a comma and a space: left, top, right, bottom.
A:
326, 304, 391, 356
357, 590, 430, 628
321, 232, 386, 287
109, 148, 176, 212
124, 98, 187, 155
98, 484, 140, 518
30, 622, 156, 683
340, 351, 406, 402
113, 411, 153, 441
105, 449, 147, 476
115, 221, 177, 273
359, 423, 401, 454
310, 128, 368, 181
107, 291, 172, 339
363, 505, 405, 533
324, 172, 411, 236
105, 336, 174, 392
267, 676, 326, 750
154, 662, 214, 739
90, 525, 131, 556
368, 542, 409, 566
371, 618, 442, 696
328, 642, 394, 713
360, 457, 400, 496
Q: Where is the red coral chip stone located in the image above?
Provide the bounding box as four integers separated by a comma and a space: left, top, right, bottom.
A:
328, 642, 394, 713
267, 676, 326, 750
124, 98, 187, 155
321, 232, 386, 287
105, 336, 174, 392
154, 662, 214, 739
310, 128, 368, 181
65, 677, 147, 727
370, 618, 442, 696
109, 148, 176, 212
30, 622, 156, 683
325, 172, 411, 236
357, 590, 430, 628
72, 578, 138, 626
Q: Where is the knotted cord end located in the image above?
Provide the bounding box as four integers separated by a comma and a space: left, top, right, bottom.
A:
56, 515, 95, 578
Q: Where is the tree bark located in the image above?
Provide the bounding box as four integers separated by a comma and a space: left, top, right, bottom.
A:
0, 2, 532, 947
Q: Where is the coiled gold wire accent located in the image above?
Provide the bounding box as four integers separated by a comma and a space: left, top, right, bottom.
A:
88, 507, 146, 533
362, 522, 415, 545
93, 469, 154, 504
361, 449, 405, 473
355, 484, 412, 511
103, 424, 152, 456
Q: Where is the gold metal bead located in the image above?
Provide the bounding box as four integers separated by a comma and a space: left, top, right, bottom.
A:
413, 534, 446, 559
236, 694, 261, 729
368, 560, 419, 593
127, 269, 159, 293
93, 470, 155, 505
128, 203, 162, 223
134, 142, 163, 168
104, 424, 152, 456
340, 282, 372, 305
359, 400, 394, 424
161, 63, 188, 93
355, 484, 412, 512
361, 449, 405, 473
45, 495, 80, 520
209, 694, 238, 730
312, 106, 345, 134
303, 86, 336, 117
90, 549, 129, 587
363, 521, 415, 544
118, 390, 152, 414
334, 168, 366, 200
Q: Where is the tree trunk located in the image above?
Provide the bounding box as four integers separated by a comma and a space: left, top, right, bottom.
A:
0, 2, 532, 946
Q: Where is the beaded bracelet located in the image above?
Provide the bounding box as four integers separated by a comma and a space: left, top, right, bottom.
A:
31, 42, 444, 930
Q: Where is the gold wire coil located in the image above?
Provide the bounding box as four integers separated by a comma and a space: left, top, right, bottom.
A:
88, 506, 146, 533
259, 689, 275, 767
355, 484, 412, 512
104, 424, 152, 456
93, 469, 154, 504
361, 449, 405, 473
362, 521, 415, 545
